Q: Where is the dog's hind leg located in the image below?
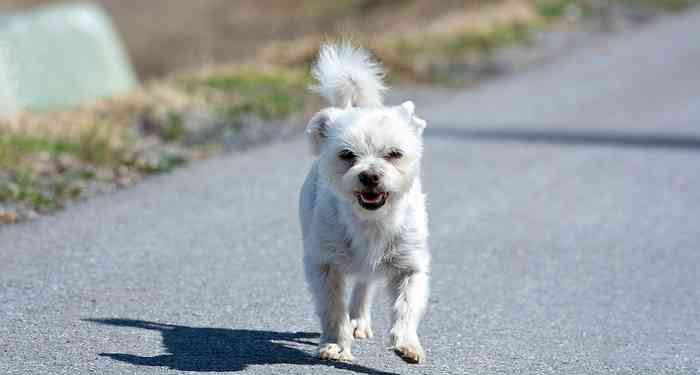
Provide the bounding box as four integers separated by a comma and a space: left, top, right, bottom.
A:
387, 271, 428, 364
349, 281, 374, 339
306, 262, 354, 361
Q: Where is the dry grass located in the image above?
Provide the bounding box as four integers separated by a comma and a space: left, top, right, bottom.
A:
258, 0, 540, 81
0, 64, 313, 220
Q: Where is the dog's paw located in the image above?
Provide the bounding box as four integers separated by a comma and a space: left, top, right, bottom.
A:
318, 343, 354, 362
350, 318, 373, 340
393, 343, 425, 364
390, 333, 425, 364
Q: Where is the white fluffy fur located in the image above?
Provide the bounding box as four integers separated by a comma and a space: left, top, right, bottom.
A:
300, 43, 430, 364
310, 42, 387, 108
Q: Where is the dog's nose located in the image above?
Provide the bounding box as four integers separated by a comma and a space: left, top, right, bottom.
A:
358, 171, 380, 187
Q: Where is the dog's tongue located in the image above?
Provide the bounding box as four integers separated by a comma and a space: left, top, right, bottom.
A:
361, 192, 384, 203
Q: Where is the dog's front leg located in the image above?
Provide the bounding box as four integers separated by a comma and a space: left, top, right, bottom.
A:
349, 281, 374, 339
307, 263, 353, 361
388, 271, 429, 363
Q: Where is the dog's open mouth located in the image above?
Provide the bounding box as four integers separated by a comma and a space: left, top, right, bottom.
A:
357, 191, 388, 210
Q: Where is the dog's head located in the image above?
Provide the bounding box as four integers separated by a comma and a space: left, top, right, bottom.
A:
307, 101, 426, 216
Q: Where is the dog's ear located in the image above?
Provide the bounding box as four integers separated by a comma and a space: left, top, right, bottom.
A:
306, 107, 343, 155
397, 101, 427, 135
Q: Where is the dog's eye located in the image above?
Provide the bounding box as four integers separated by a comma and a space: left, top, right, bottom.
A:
386, 150, 404, 160
338, 149, 356, 161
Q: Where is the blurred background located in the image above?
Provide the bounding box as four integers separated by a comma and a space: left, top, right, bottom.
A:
0, 0, 576, 80
0, 0, 696, 223
2, 0, 692, 81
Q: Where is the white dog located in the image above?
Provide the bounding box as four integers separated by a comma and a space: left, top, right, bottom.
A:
299, 43, 430, 364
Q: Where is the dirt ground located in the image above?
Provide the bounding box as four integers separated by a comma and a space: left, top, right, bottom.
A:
0, 0, 509, 79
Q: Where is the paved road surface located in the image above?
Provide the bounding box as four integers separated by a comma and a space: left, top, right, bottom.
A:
2, 9, 700, 375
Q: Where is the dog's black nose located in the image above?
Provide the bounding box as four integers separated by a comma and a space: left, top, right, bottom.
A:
358, 171, 380, 187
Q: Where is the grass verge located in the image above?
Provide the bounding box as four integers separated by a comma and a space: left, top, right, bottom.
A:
0, 66, 313, 222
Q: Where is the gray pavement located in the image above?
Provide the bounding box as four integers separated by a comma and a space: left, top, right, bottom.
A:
2, 9, 700, 375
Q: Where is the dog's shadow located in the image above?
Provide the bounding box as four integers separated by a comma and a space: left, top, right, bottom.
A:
85, 318, 397, 374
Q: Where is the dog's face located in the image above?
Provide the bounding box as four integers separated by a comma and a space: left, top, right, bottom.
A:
307, 101, 426, 216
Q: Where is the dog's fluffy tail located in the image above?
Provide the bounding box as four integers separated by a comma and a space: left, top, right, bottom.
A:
310, 42, 386, 108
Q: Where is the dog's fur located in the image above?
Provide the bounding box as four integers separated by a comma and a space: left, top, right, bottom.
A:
300, 43, 430, 364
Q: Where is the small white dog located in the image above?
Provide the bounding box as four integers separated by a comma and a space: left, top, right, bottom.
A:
299, 43, 430, 364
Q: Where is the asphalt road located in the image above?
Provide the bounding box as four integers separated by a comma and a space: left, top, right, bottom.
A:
2, 9, 700, 375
